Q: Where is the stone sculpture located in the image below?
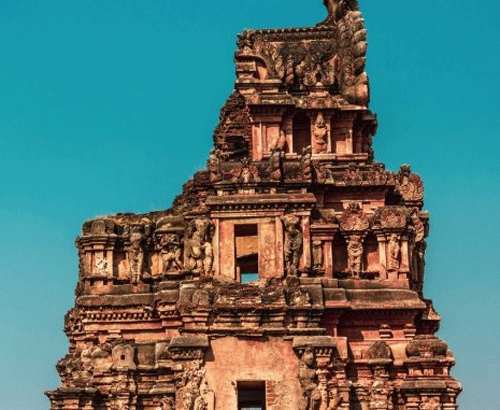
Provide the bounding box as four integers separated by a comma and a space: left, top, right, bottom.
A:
298, 347, 322, 410
387, 234, 400, 271
160, 233, 184, 273
312, 240, 323, 270
347, 235, 363, 275
185, 218, 214, 276
47, 2, 461, 409
282, 215, 303, 277
127, 227, 146, 284
300, 146, 313, 181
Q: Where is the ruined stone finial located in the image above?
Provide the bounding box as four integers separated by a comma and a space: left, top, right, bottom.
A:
319, 0, 359, 26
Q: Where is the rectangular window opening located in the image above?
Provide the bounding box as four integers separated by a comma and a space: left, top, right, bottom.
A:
238, 381, 266, 410
235, 224, 259, 283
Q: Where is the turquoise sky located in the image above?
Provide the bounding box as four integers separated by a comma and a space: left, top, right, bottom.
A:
0, 1, 498, 409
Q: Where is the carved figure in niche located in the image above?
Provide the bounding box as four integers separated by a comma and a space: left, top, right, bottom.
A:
397, 165, 424, 201
230, 158, 260, 183
387, 234, 400, 271
300, 146, 313, 181
347, 235, 363, 275
312, 240, 323, 270
420, 397, 442, 410
271, 129, 287, 152
269, 147, 283, 181
127, 227, 147, 284
185, 218, 215, 276
298, 347, 322, 410
160, 234, 184, 273
312, 112, 328, 154
282, 215, 303, 277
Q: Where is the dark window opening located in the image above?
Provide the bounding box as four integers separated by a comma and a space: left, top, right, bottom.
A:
238, 254, 259, 284
238, 381, 266, 410
292, 111, 311, 155
235, 224, 259, 283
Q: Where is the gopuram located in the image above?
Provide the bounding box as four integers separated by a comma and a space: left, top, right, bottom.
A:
46, 1, 462, 409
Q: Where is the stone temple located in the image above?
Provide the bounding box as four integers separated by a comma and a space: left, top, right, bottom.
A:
46, 1, 462, 409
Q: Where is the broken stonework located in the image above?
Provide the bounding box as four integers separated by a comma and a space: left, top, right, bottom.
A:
47, 1, 461, 409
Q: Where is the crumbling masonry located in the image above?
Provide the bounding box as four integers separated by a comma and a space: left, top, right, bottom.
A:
47, 1, 462, 409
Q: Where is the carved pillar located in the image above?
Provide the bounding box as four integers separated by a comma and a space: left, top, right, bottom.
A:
323, 239, 333, 277
400, 233, 410, 279
375, 232, 387, 279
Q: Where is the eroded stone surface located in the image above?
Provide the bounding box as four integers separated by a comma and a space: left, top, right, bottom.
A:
46, 1, 461, 409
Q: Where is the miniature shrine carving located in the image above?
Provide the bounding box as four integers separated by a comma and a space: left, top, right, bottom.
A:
47, 1, 461, 409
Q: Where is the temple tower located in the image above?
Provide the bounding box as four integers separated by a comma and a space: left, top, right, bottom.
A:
47, 1, 461, 409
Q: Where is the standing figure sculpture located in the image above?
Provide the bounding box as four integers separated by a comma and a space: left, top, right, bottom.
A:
298, 347, 322, 410
127, 227, 146, 284
282, 215, 303, 277
312, 240, 323, 270
387, 234, 400, 271
347, 235, 363, 276
312, 112, 328, 154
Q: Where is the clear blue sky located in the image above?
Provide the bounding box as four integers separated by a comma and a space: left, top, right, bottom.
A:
0, 1, 498, 409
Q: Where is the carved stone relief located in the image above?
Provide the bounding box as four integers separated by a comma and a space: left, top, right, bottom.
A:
347, 235, 363, 275
387, 234, 400, 271
185, 218, 215, 276
282, 215, 303, 277
343, 165, 363, 185
298, 347, 322, 410
125, 226, 149, 284
312, 112, 328, 154
159, 234, 184, 273
312, 240, 323, 270
340, 202, 369, 232
396, 165, 424, 202
230, 158, 260, 183
300, 146, 313, 181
